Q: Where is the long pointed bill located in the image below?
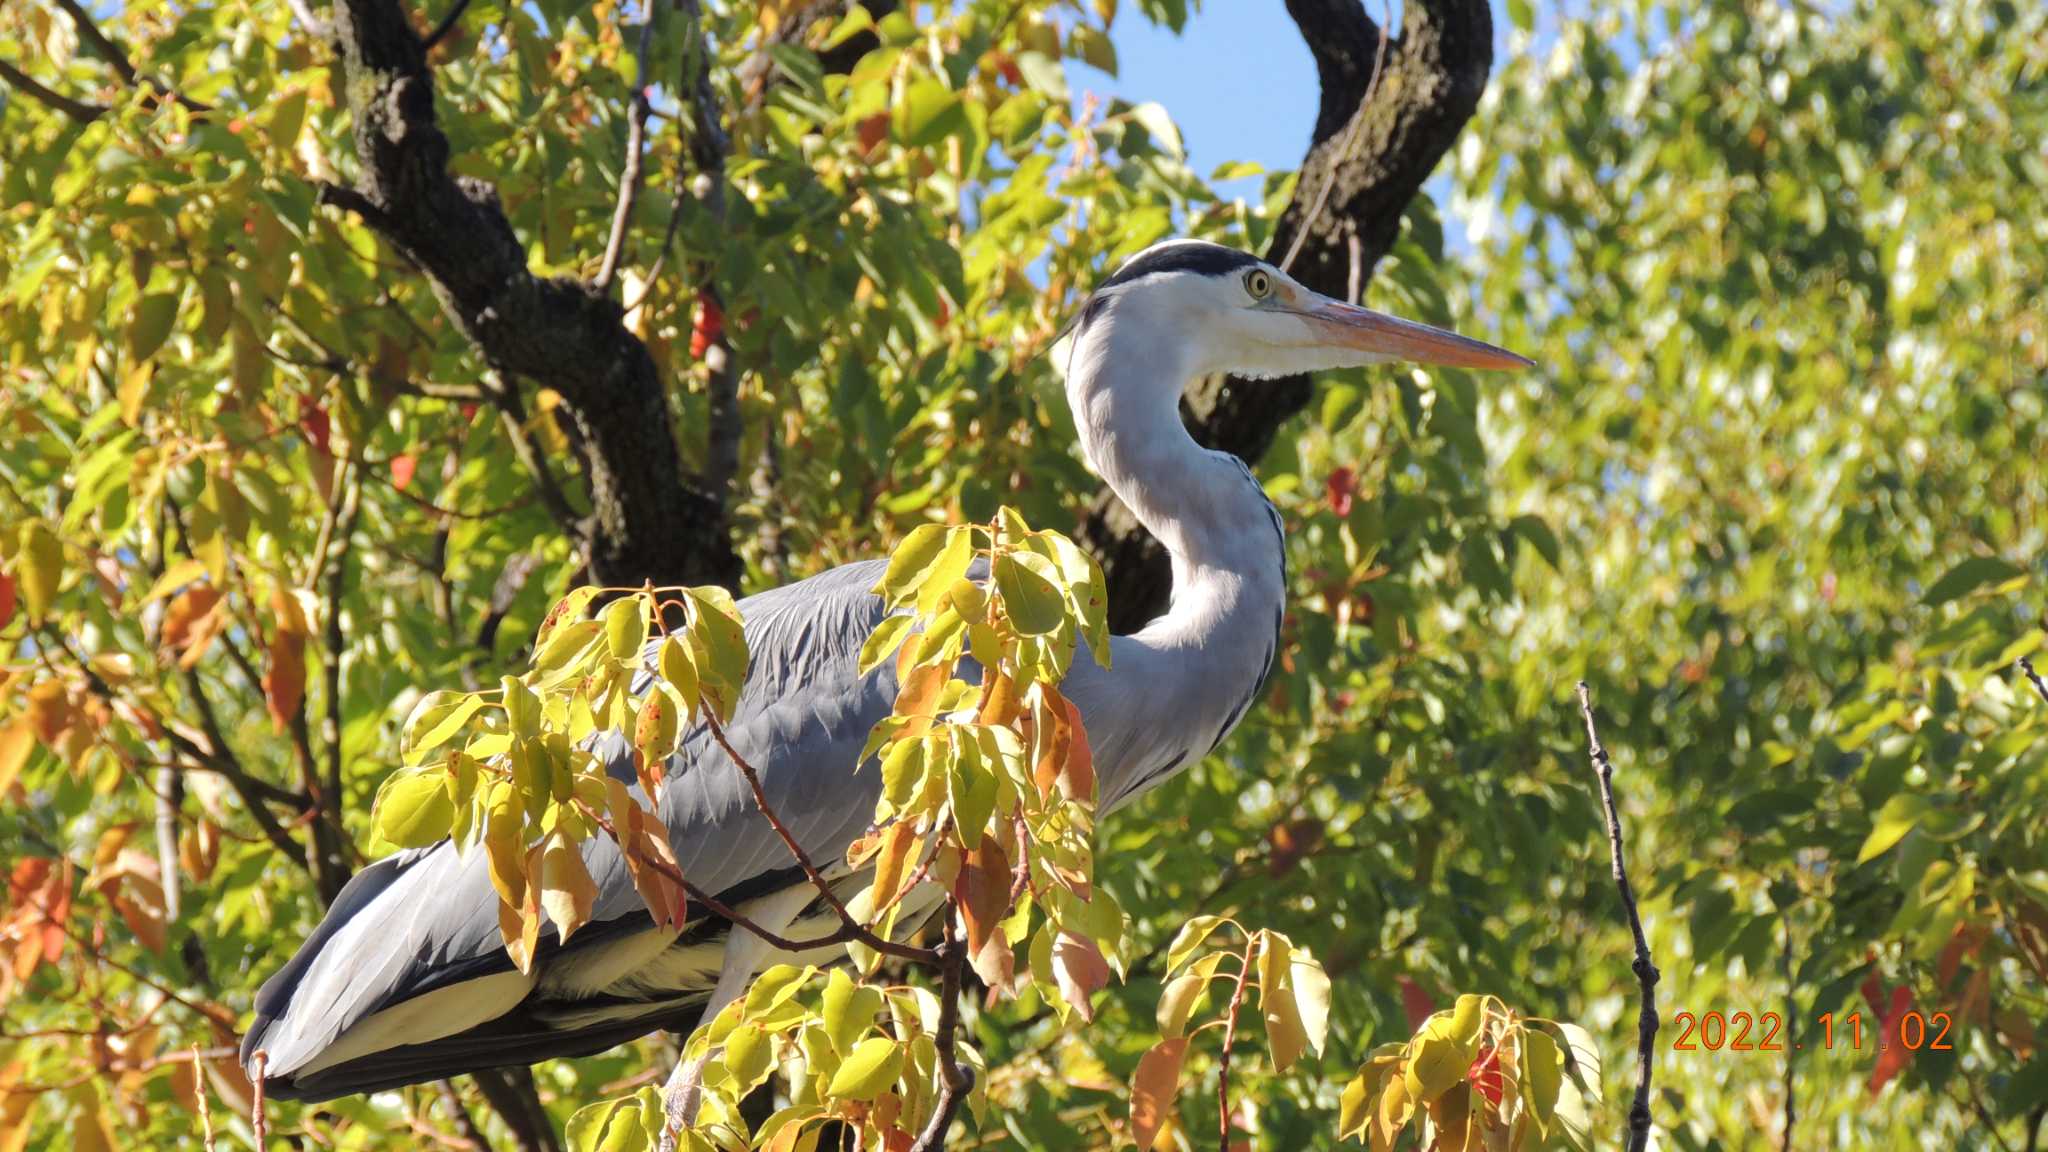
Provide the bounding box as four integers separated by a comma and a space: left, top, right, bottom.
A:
1302, 296, 1534, 371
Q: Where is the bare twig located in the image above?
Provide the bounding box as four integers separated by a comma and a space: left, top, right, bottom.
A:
1279, 0, 1393, 274
49, 0, 210, 111
594, 15, 656, 293
1215, 937, 1255, 1152
437, 1079, 494, 1151
251, 1051, 269, 1147
1781, 918, 1796, 1151
701, 712, 939, 964
1576, 682, 1660, 1152
2020, 656, 2048, 706
908, 908, 973, 1152
421, 0, 475, 52
0, 57, 109, 121
195, 1045, 217, 1152
491, 385, 585, 542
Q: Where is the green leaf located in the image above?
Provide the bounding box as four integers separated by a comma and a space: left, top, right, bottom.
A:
859, 613, 917, 675
403, 691, 488, 764
821, 968, 883, 1055
892, 78, 968, 149
1164, 915, 1225, 975
603, 596, 648, 660
1522, 1027, 1563, 1134
1155, 970, 1205, 1039
127, 292, 180, 362
373, 766, 456, 849
826, 1036, 904, 1101
2001, 1053, 2048, 1118
875, 524, 952, 605
994, 553, 1064, 635
1858, 792, 1930, 863
1922, 556, 2026, 606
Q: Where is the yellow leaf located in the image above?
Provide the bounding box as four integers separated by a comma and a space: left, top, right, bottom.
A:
868, 820, 918, 911
604, 595, 648, 660
1258, 933, 1307, 1072
373, 767, 456, 849
1129, 1037, 1188, 1150
1156, 970, 1206, 1039
825, 1036, 903, 1101
0, 722, 33, 794
539, 831, 597, 943
16, 521, 61, 624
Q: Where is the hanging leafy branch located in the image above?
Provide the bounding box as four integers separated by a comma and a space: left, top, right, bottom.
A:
1335, 994, 1602, 1152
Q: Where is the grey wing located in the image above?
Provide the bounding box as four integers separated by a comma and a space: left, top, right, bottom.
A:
243, 559, 912, 1098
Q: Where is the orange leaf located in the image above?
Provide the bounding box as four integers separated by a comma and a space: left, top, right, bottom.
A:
0, 722, 33, 795
25, 681, 70, 746
264, 630, 306, 733
869, 821, 919, 912
896, 662, 947, 719
1058, 693, 1093, 801
390, 453, 418, 491
1130, 1037, 1189, 1150
161, 585, 222, 652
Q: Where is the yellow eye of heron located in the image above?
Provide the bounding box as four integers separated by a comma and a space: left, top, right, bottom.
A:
1244, 269, 1273, 300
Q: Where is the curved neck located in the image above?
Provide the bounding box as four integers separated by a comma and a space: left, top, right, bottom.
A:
1064, 300, 1286, 647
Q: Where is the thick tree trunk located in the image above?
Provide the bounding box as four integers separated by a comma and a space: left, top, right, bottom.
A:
1082, 0, 1497, 632
319, 0, 739, 592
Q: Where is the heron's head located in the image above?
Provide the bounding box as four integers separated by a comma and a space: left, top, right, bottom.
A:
1058, 239, 1531, 386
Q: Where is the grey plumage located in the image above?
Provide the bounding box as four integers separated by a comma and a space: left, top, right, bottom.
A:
241, 238, 1528, 1101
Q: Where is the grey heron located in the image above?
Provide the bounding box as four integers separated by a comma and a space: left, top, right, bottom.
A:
239, 239, 1531, 1102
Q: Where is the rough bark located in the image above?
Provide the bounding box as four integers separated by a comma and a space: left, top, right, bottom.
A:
319, 0, 739, 591
1081, 0, 1497, 632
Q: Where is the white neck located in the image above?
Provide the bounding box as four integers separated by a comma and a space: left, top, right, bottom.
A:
1062, 295, 1288, 650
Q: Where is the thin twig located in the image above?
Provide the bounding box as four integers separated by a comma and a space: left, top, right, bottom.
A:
1214, 936, 1255, 1152
0, 57, 109, 121
701, 712, 939, 963
251, 1052, 269, 1147
594, 14, 655, 293
1576, 682, 1660, 1152
1279, 0, 1393, 274
49, 0, 210, 111
908, 907, 973, 1152
438, 1079, 494, 1151
2020, 656, 2048, 706
421, 0, 475, 53
491, 384, 585, 542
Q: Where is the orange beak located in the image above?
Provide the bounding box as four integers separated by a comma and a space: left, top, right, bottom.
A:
1299, 296, 1534, 371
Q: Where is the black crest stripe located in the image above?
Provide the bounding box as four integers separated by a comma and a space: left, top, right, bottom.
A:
1099, 242, 1262, 290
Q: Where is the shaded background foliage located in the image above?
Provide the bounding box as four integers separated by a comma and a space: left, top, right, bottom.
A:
0, 0, 2043, 1148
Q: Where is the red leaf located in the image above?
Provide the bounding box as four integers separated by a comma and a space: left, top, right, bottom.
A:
1325, 467, 1357, 517
298, 402, 331, 456
0, 571, 16, 631
390, 453, 418, 491
1467, 1045, 1504, 1108
1399, 976, 1435, 1032
1859, 969, 1887, 1016
1868, 986, 1913, 1095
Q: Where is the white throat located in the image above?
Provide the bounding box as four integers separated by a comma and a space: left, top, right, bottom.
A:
1062, 293, 1288, 650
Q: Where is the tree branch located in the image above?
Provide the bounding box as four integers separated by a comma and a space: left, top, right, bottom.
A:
907, 908, 972, 1152
49, 0, 210, 112
2020, 656, 2048, 706
0, 57, 109, 122
593, 17, 655, 294
678, 0, 743, 507
1084, 0, 1497, 630
319, 0, 738, 590
1576, 682, 1660, 1152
